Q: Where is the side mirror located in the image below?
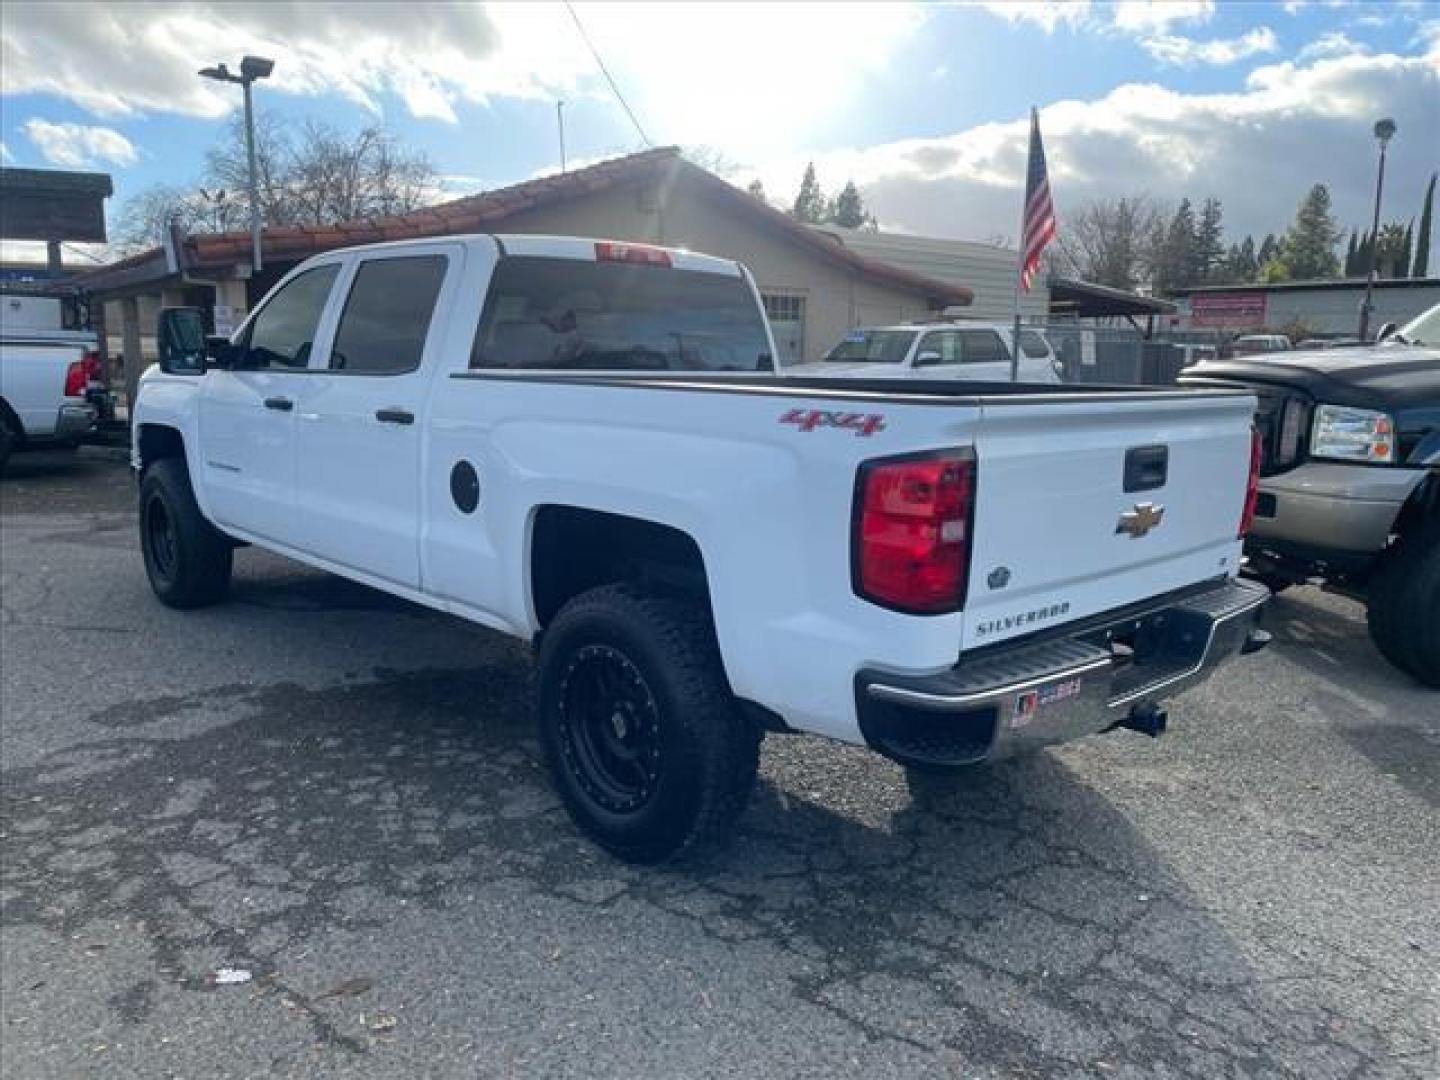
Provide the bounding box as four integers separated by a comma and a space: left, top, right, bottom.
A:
1376, 322, 1398, 342
205, 334, 241, 370
157, 307, 208, 374
915, 350, 944, 366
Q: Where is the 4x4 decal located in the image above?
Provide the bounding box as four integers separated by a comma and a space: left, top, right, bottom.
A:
779, 408, 886, 437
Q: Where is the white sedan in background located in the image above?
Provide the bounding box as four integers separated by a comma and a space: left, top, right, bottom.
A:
787, 322, 1063, 384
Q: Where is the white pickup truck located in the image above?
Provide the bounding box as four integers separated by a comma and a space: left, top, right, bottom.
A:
133, 234, 1269, 863
0, 327, 102, 472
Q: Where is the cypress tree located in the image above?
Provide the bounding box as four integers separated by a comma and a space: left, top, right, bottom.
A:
1414, 173, 1434, 277
1344, 230, 1358, 277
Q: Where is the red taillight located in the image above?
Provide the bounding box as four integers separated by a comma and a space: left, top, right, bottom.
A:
81, 347, 103, 384
594, 241, 672, 268
854, 450, 975, 614
1239, 427, 1262, 537
63, 360, 86, 397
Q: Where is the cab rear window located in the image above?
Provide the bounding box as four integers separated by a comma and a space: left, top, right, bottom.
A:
470, 256, 772, 372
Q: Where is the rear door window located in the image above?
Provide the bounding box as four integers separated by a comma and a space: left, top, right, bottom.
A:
330, 256, 447, 374
471, 256, 772, 372
955, 330, 1011, 364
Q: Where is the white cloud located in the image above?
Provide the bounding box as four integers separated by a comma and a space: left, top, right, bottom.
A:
1111, 1, 1213, 34
0, 141, 11, 163
21, 120, 138, 168
1140, 26, 1279, 66
1298, 30, 1367, 61
0, 1, 924, 152
744, 44, 1440, 246
978, 2, 1092, 33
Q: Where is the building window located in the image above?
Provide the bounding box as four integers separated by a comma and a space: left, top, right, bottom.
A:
761, 293, 805, 365
762, 294, 804, 323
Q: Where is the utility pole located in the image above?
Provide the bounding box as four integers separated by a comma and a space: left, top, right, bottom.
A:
1359, 117, 1396, 342
557, 101, 567, 173
199, 55, 275, 276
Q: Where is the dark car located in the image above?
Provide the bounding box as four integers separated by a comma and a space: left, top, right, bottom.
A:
1181, 305, 1440, 686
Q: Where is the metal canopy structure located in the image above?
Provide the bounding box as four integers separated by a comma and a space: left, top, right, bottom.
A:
1047, 276, 1176, 321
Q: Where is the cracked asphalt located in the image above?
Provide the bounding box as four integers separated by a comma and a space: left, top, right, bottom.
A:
2, 448, 1437, 1079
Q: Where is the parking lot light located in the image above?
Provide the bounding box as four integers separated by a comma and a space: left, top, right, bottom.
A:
199, 56, 275, 275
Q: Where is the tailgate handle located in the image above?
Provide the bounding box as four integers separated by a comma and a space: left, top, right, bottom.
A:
1124, 445, 1168, 492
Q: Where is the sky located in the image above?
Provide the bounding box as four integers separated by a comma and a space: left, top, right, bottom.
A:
1, 1, 1437, 263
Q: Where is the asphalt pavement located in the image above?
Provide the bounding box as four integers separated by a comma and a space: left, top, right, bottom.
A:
2, 448, 1436, 1079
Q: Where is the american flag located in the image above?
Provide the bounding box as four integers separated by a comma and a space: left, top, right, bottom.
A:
1019, 107, 1056, 292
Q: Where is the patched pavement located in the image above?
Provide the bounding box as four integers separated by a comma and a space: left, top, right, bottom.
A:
2, 449, 1437, 1078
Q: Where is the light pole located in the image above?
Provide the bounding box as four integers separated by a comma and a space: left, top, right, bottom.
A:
1359, 117, 1396, 342
199, 55, 274, 275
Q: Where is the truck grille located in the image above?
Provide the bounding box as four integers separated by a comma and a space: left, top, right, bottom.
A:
1251, 388, 1311, 476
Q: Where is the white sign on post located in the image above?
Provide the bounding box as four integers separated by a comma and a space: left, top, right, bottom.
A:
213, 305, 238, 336
1080, 330, 1097, 367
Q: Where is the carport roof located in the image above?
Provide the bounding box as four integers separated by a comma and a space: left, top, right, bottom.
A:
1048, 276, 1176, 318
77, 148, 973, 308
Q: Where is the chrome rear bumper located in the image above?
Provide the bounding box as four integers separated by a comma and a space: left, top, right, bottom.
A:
857, 577, 1270, 768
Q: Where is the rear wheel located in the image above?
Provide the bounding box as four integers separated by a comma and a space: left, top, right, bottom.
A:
537, 585, 760, 863
139, 457, 233, 608
1366, 519, 1440, 687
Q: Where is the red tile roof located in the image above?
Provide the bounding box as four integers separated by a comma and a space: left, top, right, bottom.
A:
79, 147, 972, 307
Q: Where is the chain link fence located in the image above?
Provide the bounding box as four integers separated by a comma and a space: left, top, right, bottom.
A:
1034, 323, 1225, 387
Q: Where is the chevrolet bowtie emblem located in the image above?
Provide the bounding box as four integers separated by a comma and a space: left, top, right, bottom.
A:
1115, 501, 1165, 538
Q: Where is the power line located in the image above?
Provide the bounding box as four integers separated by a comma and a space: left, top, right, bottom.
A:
563, 2, 651, 149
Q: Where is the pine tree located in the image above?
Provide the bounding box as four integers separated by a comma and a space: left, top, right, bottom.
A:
1194, 197, 1224, 282
1375, 222, 1408, 278
1281, 184, 1341, 281
1344, 231, 1358, 277
791, 163, 827, 224
1401, 221, 1414, 279
746, 178, 767, 204
1232, 234, 1258, 282
830, 180, 872, 229
1257, 233, 1278, 269
1414, 172, 1435, 277
1155, 198, 1196, 293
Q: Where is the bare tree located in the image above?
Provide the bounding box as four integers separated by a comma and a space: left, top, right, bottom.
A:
114, 113, 440, 252
1055, 195, 1164, 291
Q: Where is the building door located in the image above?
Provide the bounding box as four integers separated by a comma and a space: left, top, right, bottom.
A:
762, 293, 805, 366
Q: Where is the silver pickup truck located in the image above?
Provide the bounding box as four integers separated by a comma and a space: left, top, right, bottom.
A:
0, 328, 102, 472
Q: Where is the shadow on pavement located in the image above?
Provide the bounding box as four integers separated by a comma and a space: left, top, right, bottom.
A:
1, 641, 1411, 1076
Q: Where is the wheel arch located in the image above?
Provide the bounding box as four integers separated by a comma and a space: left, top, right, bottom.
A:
528, 505, 713, 633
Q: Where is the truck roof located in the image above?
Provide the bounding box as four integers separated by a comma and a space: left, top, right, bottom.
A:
300, 233, 744, 278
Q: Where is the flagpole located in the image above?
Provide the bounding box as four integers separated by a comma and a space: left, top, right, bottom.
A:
1009, 107, 1033, 383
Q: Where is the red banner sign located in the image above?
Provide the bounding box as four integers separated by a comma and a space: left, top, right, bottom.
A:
1190, 292, 1267, 328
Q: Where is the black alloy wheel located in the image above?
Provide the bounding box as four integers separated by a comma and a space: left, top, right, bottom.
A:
557, 644, 663, 814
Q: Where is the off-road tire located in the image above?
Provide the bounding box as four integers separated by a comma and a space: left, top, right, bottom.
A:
139, 457, 233, 608
1366, 518, 1440, 687
537, 584, 761, 864
0, 415, 17, 475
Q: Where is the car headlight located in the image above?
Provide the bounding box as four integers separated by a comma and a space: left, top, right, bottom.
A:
1311, 404, 1396, 463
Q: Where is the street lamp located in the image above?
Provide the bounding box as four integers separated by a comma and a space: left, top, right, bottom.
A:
199, 55, 274, 275
1358, 117, 1396, 342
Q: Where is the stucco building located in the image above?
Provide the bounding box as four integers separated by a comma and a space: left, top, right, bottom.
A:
78, 148, 975, 403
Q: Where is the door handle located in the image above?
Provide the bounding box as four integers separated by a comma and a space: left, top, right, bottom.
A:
264, 396, 294, 412
375, 407, 414, 425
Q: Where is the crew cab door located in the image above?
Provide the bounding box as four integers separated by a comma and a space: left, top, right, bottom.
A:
288, 245, 456, 589
198, 263, 341, 544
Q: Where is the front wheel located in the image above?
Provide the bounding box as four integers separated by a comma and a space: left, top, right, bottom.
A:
139, 458, 233, 608
1366, 520, 1440, 688
537, 585, 760, 864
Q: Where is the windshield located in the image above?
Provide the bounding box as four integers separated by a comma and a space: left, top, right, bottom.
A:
1394, 304, 1440, 346
470, 256, 772, 372
823, 329, 917, 363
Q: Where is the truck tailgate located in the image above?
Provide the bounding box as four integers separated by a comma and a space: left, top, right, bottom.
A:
962, 391, 1255, 651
